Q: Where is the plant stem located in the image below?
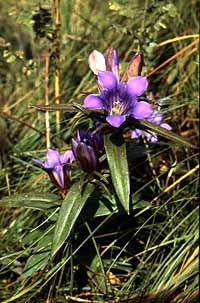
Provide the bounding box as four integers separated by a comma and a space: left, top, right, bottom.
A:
45, 52, 51, 149
53, 0, 61, 133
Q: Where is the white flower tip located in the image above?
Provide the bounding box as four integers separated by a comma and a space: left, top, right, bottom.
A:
88, 50, 106, 75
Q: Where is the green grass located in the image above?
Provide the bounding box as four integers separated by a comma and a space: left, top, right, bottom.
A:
0, 0, 199, 302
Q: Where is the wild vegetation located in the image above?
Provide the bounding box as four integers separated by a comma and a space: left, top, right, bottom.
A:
0, 1, 199, 302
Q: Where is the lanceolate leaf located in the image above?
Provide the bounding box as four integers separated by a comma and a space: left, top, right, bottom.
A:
22, 227, 53, 278
22, 251, 50, 278
87, 253, 107, 294
0, 193, 61, 210
104, 134, 130, 214
31, 104, 78, 112
51, 182, 94, 257
139, 119, 197, 149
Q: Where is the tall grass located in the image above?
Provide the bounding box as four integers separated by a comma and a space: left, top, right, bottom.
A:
0, 0, 199, 302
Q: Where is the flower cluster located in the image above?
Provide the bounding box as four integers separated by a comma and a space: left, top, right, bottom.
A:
33, 129, 103, 193
34, 48, 171, 194
83, 49, 172, 143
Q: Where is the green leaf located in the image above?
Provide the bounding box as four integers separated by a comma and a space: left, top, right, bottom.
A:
51, 182, 95, 257
87, 254, 107, 294
22, 251, 50, 278
139, 119, 197, 149
81, 194, 117, 219
131, 194, 152, 210
31, 104, 78, 112
84, 222, 107, 294
22, 227, 53, 278
104, 134, 130, 214
95, 199, 117, 217
73, 103, 105, 116
22, 229, 44, 246
0, 193, 61, 210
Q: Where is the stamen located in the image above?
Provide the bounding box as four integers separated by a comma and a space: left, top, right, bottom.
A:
111, 99, 124, 115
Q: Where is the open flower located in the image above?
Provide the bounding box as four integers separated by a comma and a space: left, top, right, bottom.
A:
131, 111, 172, 142
83, 49, 153, 128
72, 129, 103, 173
33, 149, 74, 194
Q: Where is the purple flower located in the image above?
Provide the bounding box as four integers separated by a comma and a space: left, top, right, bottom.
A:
33, 149, 74, 194
83, 49, 153, 128
131, 111, 172, 142
72, 129, 103, 173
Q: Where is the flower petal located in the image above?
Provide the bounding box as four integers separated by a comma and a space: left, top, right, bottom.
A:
71, 138, 79, 155
88, 50, 106, 75
83, 94, 104, 110
112, 49, 119, 82
131, 129, 142, 139
53, 165, 64, 188
160, 123, 172, 131
76, 143, 97, 172
60, 150, 74, 165
33, 159, 44, 167
146, 132, 158, 142
150, 112, 163, 124
106, 115, 126, 128
127, 76, 148, 96
87, 145, 98, 172
98, 71, 117, 90
132, 101, 153, 119
44, 149, 61, 168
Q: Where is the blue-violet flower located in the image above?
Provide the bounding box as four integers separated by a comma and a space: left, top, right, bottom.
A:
33, 149, 74, 193
131, 111, 172, 142
83, 49, 153, 128
72, 129, 103, 173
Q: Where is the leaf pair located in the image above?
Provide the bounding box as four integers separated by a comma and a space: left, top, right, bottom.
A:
51, 182, 94, 256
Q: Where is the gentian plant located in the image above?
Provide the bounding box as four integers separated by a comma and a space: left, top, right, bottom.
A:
31, 48, 191, 215
1, 46, 194, 303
